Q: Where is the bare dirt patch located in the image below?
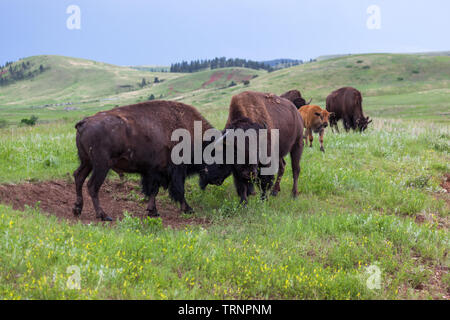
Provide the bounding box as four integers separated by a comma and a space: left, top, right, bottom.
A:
0, 179, 209, 229
202, 71, 224, 88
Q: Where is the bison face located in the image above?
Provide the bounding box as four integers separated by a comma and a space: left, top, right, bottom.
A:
234, 164, 258, 181
312, 110, 332, 132
199, 164, 232, 190
356, 116, 372, 132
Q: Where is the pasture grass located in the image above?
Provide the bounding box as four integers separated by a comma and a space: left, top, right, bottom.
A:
0, 118, 448, 299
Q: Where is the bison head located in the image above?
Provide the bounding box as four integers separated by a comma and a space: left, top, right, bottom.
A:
199, 118, 263, 189
281, 90, 311, 109
356, 116, 372, 132
312, 109, 333, 133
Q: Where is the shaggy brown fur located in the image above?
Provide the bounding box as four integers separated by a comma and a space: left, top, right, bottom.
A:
299, 105, 332, 152
280, 90, 310, 109
326, 87, 371, 132
224, 91, 304, 200
73, 101, 214, 221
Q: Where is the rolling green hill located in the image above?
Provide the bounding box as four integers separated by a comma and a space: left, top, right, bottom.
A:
0, 53, 448, 125
0, 55, 183, 107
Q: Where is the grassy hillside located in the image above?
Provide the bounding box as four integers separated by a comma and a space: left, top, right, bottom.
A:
0, 54, 448, 126
0, 55, 182, 107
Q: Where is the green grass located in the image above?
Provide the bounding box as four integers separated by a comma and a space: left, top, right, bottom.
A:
0, 53, 449, 299
0, 118, 448, 299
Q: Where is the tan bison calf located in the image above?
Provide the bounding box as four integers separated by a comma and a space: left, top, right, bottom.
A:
299, 105, 332, 152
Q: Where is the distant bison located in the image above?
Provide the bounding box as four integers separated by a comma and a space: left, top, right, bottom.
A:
281, 90, 312, 109
326, 87, 372, 132
200, 91, 304, 203
299, 105, 332, 152
73, 101, 223, 221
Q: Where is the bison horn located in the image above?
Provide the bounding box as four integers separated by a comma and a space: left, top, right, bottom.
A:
307, 98, 312, 105
214, 130, 231, 147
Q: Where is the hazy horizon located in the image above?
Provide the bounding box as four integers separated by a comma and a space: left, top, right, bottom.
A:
1, 0, 449, 66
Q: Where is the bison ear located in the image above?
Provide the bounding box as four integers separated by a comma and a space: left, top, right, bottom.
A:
314, 112, 321, 117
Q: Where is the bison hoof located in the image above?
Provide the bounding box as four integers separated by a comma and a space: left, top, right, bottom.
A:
292, 191, 299, 198
271, 188, 280, 197
320, 147, 325, 152
72, 206, 82, 217
100, 216, 113, 222
147, 210, 160, 218
182, 205, 194, 215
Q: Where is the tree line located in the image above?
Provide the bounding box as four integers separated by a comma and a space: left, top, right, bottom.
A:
0, 60, 47, 86
170, 57, 275, 73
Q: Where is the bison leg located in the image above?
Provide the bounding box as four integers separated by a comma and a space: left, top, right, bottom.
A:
271, 158, 286, 196
141, 172, 160, 217
343, 118, 351, 132
168, 165, 193, 214
331, 121, 340, 134
290, 139, 303, 197
259, 173, 274, 201
319, 129, 325, 152
87, 166, 112, 221
232, 171, 249, 206
307, 128, 313, 147
247, 183, 256, 196
73, 161, 92, 217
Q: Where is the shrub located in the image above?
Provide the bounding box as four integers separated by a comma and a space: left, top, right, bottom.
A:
148, 94, 155, 100
0, 119, 8, 128
20, 115, 38, 126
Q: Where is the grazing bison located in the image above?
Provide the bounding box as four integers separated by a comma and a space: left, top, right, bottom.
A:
299, 105, 332, 152
73, 101, 224, 221
200, 91, 304, 204
326, 87, 372, 132
280, 90, 312, 109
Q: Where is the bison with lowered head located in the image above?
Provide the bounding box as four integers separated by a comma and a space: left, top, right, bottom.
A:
280, 90, 312, 109
73, 101, 228, 221
200, 91, 305, 204
326, 87, 372, 132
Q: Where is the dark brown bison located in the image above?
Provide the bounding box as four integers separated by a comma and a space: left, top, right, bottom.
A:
299, 105, 332, 152
200, 91, 304, 204
326, 87, 372, 132
73, 100, 228, 221
280, 90, 312, 109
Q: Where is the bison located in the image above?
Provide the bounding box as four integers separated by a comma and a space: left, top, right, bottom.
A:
326, 87, 372, 132
299, 105, 332, 152
73, 100, 228, 221
280, 90, 312, 109
200, 91, 305, 204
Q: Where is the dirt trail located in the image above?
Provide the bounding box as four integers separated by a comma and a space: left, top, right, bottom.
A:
0, 179, 209, 228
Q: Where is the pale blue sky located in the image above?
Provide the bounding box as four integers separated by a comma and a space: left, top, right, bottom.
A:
1, 0, 449, 65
